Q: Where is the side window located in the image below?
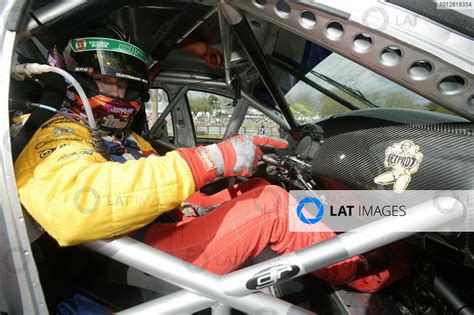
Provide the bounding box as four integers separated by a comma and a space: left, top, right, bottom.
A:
239, 108, 281, 137
146, 88, 173, 137
187, 91, 234, 140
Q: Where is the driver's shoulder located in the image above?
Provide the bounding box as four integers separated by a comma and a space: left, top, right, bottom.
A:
14, 111, 95, 178
130, 132, 158, 156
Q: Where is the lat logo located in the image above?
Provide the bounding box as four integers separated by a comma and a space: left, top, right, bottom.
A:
374, 140, 423, 193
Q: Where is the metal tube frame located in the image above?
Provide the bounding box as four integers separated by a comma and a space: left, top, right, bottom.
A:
268, 57, 359, 111
241, 90, 290, 131
149, 85, 189, 135
219, 4, 298, 130
434, 276, 474, 315
24, 0, 90, 39
83, 238, 312, 315
223, 98, 249, 138
1, 21, 48, 315
83, 197, 464, 314
217, 9, 233, 87
211, 303, 232, 315
155, 75, 291, 130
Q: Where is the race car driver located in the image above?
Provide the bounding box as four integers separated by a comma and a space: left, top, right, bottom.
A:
14, 23, 412, 294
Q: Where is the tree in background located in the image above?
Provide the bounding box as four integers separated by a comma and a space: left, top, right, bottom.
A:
189, 94, 232, 116
287, 89, 349, 122
208, 94, 220, 116
189, 96, 209, 114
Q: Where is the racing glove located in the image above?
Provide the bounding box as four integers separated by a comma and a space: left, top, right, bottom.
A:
182, 202, 220, 217
178, 135, 289, 189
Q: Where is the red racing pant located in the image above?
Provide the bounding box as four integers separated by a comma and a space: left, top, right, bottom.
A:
144, 178, 412, 293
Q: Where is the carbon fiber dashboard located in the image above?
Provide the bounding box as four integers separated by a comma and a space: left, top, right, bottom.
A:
307, 110, 474, 191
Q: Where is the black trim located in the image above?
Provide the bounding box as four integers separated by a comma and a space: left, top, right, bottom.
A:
11, 72, 67, 161
268, 57, 359, 111
149, 2, 215, 60
387, 0, 474, 38
231, 16, 298, 129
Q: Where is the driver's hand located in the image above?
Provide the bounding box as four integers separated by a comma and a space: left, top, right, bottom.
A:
215, 135, 289, 176
178, 135, 288, 189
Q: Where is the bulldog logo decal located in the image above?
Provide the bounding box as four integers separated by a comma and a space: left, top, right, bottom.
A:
374, 140, 423, 193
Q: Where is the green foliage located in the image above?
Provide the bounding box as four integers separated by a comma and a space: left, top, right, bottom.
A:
207, 95, 219, 106
287, 89, 350, 121
287, 85, 459, 123
316, 98, 350, 118
189, 96, 209, 113
365, 91, 421, 109
189, 93, 233, 115
290, 103, 312, 117
424, 102, 458, 116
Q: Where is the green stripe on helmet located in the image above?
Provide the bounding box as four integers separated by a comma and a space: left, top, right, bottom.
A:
70, 37, 147, 63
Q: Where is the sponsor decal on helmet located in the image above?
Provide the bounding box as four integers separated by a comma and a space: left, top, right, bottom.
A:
374, 140, 423, 193
70, 37, 147, 63
116, 72, 147, 83
75, 39, 87, 51
109, 107, 135, 115
101, 115, 129, 129
74, 67, 93, 73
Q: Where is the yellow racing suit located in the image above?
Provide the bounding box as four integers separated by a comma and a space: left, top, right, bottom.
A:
14, 113, 195, 246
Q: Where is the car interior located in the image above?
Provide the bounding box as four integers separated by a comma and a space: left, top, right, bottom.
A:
3, 0, 474, 314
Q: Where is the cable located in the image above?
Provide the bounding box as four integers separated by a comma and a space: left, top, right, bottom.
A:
13, 63, 96, 128
13, 63, 110, 159
30, 103, 89, 128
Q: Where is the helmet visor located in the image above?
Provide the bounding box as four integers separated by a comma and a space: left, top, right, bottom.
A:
67, 37, 149, 85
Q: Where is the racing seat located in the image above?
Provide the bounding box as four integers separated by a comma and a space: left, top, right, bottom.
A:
10, 71, 67, 244
10, 72, 66, 161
